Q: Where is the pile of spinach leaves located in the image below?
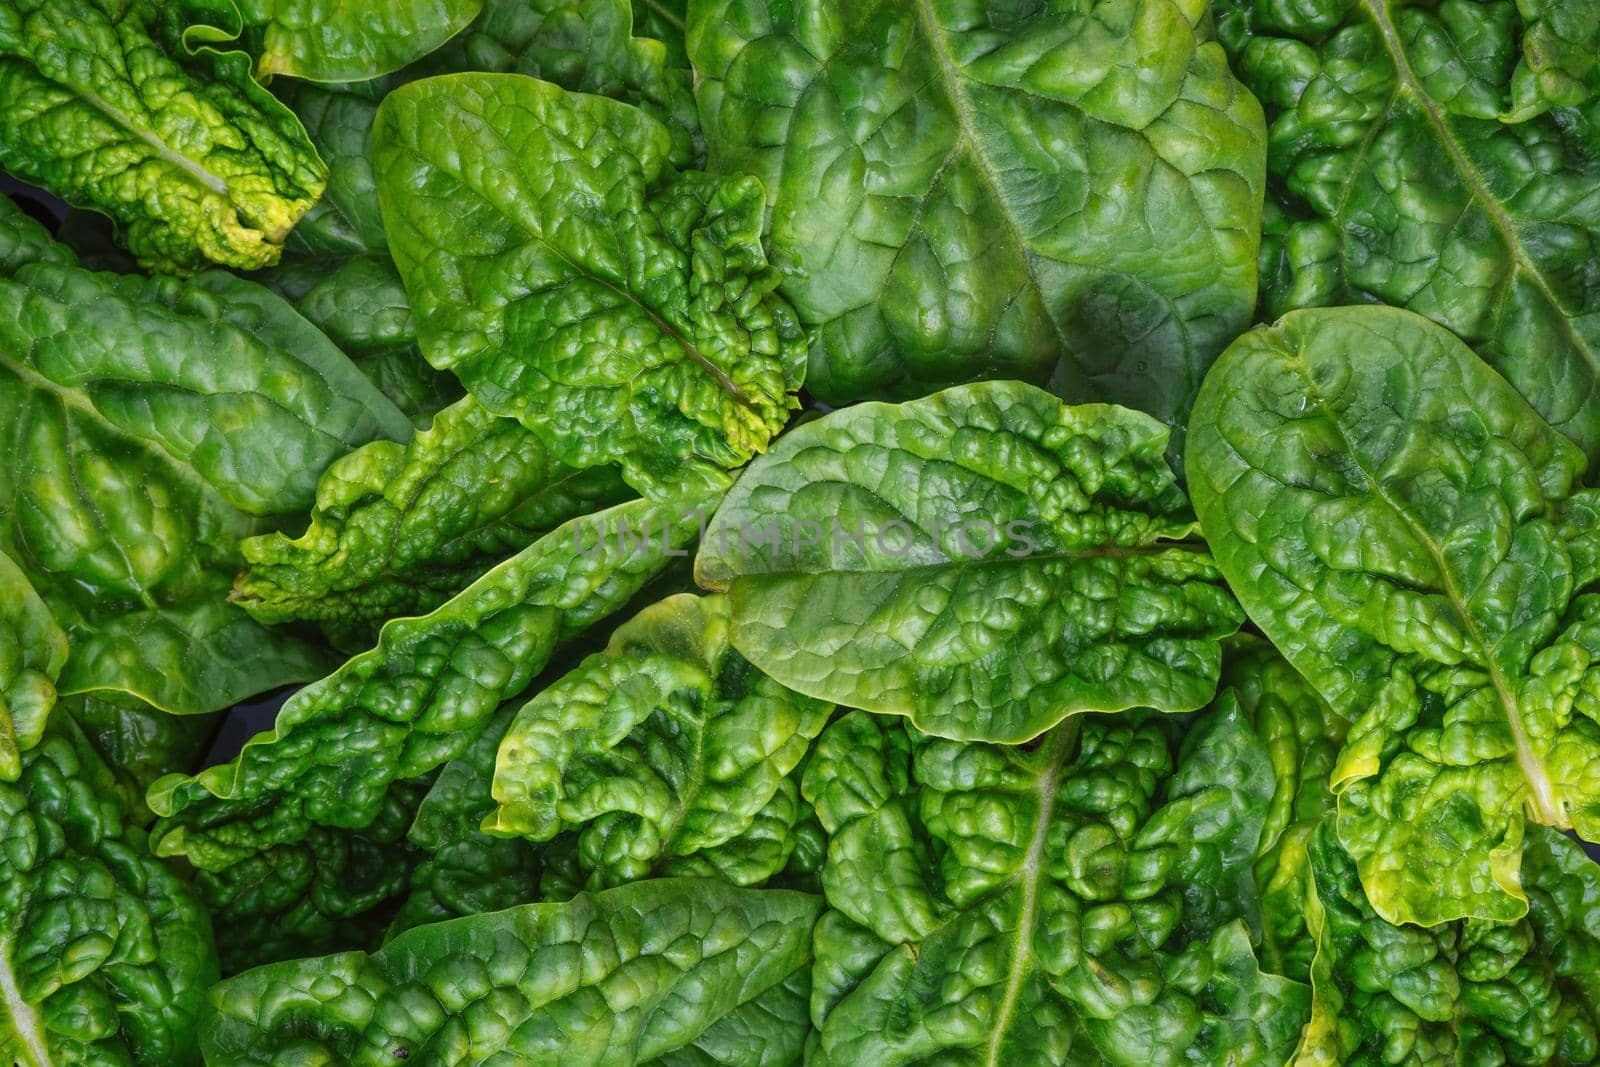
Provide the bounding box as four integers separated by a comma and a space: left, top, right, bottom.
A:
1, 0, 1598, 1063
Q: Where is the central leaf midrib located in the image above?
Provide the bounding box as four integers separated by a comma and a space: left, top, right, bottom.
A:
983, 722, 1075, 1066
74, 86, 232, 199
912, 0, 1069, 358
1290, 352, 1563, 825
0, 935, 55, 1067
1357, 0, 1599, 379
738, 540, 1209, 580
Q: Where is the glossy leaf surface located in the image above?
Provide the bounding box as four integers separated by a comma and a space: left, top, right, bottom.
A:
149, 496, 716, 873
200, 879, 820, 1065
237, 0, 482, 81
1295, 823, 1600, 1065
1189, 305, 1600, 925
0, 0, 325, 272
1, 720, 218, 1066
236, 395, 631, 645
375, 73, 804, 497
1217, 0, 1600, 460
698, 380, 1242, 742
0, 200, 409, 714
489, 593, 833, 891
690, 0, 1266, 428
805, 702, 1308, 1064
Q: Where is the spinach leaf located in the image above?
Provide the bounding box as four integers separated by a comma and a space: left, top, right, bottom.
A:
805, 702, 1307, 1064
488, 593, 833, 889
235, 395, 632, 647
1296, 822, 1600, 1064
1217, 0, 1600, 460
0, 551, 218, 1066
235, 0, 482, 81
697, 380, 1242, 743
1188, 304, 1600, 926
0, 196, 409, 715
690, 0, 1266, 431
0, 0, 326, 272
199, 879, 821, 1065
148, 496, 717, 877
374, 73, 805, 499
0, 547, 66, 780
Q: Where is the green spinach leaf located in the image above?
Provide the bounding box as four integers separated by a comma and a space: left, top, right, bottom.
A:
690, 0, 1266, 431
235, 395, 632, 647
0, 196, 409, 715
0, 0, 326, 272
1188, 305, 1600, 925
1217, 0, 1600, 460
697, 380, 1242, 743
375, 73, 804, 498
805, 702, 1307, 1064
200, 879, 820, 1065
235, 0, 482, 82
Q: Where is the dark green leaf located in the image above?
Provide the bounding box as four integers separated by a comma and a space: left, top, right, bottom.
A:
689, 0, 1266, 430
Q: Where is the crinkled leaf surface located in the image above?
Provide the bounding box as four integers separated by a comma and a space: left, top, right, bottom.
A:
488, 593, 834, 893
69, 694, 218, 808
417, 0, 700, 166
234, 0, 482, 81
697, 380, 1242, 743
804, 701, 1308, 1065
1225, 638, 1348, 986
1294, 822, 1600, 1065
1, 718, 218, 1066
236, 395, 631, 646
191, 781, 426, 973
1188, 305, 1600, 926
0, 0, 326, 272
0, 548, 66, 780
200, 878, 820, 1065
1216, 0, 1600, 460
0, 202, 410, 715
689, 0, 1266, 429
391, 703, 538, 935
148, 495, 716, 872
374, 72, 804, 498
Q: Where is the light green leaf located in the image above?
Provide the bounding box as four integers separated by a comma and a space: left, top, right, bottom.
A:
235, 395, 631, 646
200, 879, 821, 1065
0, 202, 409, 714
805, 703, 1307, 1065
689, 0, 1266, 430
1216, 0, 1600, 460
148, 495, 717, 872
0, 549, 66, 780
236, 0, 482, 82
1, 717, 218, 1066
488, 593, 834, 892
0, 0, 326, 272
697, 380, 1242, 743
1294, 822, 1600, 1065
374, 72, 804, 498
1188, 305, 1600, 925
1224, 638, 1349, 986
